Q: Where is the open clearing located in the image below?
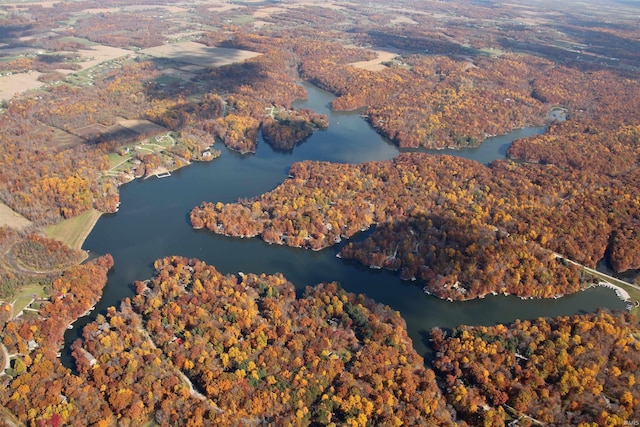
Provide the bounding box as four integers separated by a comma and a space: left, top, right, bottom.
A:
1, 1, 58, 8
349, 48, 403, 72
53, 44, 132, 75
49, 126, 86, 151
44, 208, 102, 250
74, 44, 132, 70
11, 283, 47, 318
159, 67, 197, 81
206, 3, 244, 13
117, 119, 168, 135
0, 202, 32, 230
140, 41, 261, 67
390, 16, 418, 25
252, 6, 287, 18
78, 4, 188, 14
0, 44, 130, 100
0, 71, 44, 101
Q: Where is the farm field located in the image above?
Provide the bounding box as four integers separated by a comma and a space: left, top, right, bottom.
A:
73, 44, 132, 71
349, 48, 404, 71
0, 203, 32, 230
0, 71, 44, 101
117, 119, 168, 135
140, 41, 261, 67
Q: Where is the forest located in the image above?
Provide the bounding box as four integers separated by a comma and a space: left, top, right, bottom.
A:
191, 144, 639, 299
0, 255, 114, 426
2, 0, 639, 229
1, 257, 638, 426
1, 0, 640, 425
188, 2, 640, 299
1, 257, 456, 426
0, 227, 87, 299
432, 310, 640, 426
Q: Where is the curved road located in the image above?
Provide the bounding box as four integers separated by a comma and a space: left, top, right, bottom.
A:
553, 252, 640, 295
1, 342, 9, 372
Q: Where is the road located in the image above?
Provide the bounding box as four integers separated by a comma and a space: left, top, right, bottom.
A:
105, 132, 175, 175
553, 252, 640, 295
553, 252, 639, 316
0, 342, 9, 372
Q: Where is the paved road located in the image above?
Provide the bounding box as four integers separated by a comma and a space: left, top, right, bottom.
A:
554, 252, 640, 295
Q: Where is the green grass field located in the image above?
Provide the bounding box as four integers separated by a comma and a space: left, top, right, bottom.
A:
107, 152, 128, 168
44, 208, 102, 250
11, 283, 48, 316
154, 74, 186, 86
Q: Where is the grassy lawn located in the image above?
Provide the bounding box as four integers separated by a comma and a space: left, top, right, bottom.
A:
65, 72, 94, 87
155, 74, 185, 86
153, 134, 174, 148
107, 152, 128, 168
12, 283, 48, 316
232, 15, 256, 25
478, 47, 507, 57
44, 208, 102, 250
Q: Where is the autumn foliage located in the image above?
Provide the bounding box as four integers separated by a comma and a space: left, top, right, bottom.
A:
9, 233, 84, 272
0, 255, 114, 426
89, 256, 454, 426
261, 108, 329, 151
191, 149, 639, 299
432, 310, 640, 426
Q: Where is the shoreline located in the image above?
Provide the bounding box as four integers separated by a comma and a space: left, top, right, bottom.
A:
48, 154, 220, 252
44, 208, 104, 251
589, 281, 631, 302
76, 210, 103, 251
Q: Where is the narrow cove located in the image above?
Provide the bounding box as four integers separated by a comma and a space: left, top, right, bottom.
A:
63, 82, 625, 366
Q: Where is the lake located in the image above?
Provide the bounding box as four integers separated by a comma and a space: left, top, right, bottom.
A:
64, 82, 625, 365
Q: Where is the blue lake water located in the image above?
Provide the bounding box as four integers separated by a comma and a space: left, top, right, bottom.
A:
64, 82, 625, 365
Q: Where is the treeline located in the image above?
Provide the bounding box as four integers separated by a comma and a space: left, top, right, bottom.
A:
0, 54, 82, 74
9, 233, 84, 272
432, 310, 640, 426
191, 150, 640, 299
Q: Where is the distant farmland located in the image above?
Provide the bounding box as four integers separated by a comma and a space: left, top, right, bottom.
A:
0, 71, 44, 101
140, 41, 261, 68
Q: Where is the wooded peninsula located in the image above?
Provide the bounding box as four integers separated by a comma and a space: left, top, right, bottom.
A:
0, 0, 639, 425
